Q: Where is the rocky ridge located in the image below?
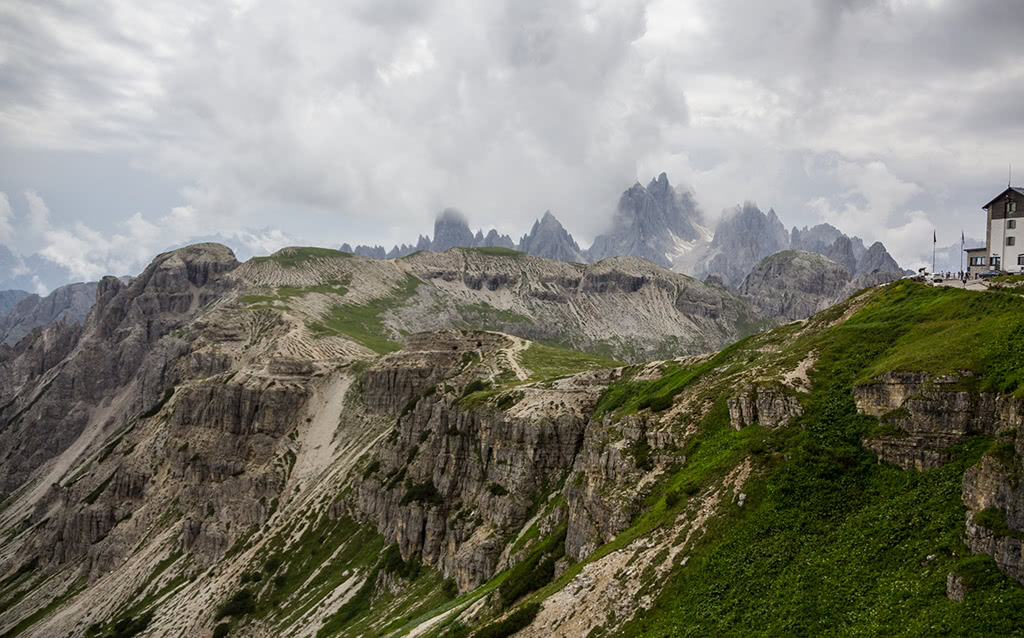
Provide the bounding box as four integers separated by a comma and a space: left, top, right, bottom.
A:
0, 248, 1021, 637
0, 281, 98, 346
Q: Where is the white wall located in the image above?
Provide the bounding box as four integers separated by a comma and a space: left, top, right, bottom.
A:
988, 218, 1024, 271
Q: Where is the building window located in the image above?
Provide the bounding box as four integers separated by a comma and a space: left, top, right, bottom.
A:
970, 256, 987, 266
1018, 254, 1024, 266
1008, 236, 1017, 246
1010, 220, 1018, 229
991, 256, 1001, 268
1007, 201, 1018, 213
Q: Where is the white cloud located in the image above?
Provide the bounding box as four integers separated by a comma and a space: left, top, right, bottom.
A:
24, 190, 52, 233
0, 0, 1021, 267
0, 193, 14, 244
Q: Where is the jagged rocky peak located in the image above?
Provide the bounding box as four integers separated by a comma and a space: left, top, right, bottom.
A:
589, 172, 707, 268
824, 235, 858, 276
431, 208, 477, 252
518, 210, 587, 263
0, 281, 98, 346
856, 241, 903, 276
738, 250, 850, 321
699, 202, 791, 288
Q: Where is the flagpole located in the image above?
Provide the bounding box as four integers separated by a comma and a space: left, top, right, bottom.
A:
960, 231, 964, 279
932, 231, 936, 274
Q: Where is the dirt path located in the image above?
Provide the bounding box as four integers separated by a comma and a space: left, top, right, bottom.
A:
504, 337, 530, 381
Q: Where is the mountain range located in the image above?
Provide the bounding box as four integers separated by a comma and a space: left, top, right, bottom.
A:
0, 242, 1022, 637
341, 173, 906, 289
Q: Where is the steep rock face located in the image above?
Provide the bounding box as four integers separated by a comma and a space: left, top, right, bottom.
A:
700, 204, 790, 288
0, 243, 238, 498
563, 419, 652, 561
856, 241, 903, 276
963, 450, 1024, 584
356, 391, 599, 590
738, 251, 850, 320
589, 173, 707, 268
823, 236, 859, 276
0, 290, 29, 317
361, 331, 510, 414
518, 212, 587, 263
0, 281, 98, 346
353, 332, 614, 590
727, 385, 804, 429
855, 372, 1015, 470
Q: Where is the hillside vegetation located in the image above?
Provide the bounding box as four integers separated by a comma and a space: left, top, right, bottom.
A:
2, 242, 1024, 638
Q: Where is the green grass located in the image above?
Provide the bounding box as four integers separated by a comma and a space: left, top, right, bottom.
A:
990, 274, 1024, 284
2, 580, 83, 637
520, 343, 622, 381
428, 281, 1024, 636
845, 281, 1024, 393
558, 281, 1024, 636
458, 302, 531, 325
309, 275, 422, 354
592, 338, 751, 419
240, 279, 350, 306
974, 507, 1024, 541
250, 247, 352, 267
463, 247, 526, 258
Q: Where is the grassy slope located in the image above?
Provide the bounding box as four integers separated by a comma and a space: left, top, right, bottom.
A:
567, 280, 1024, 636
310, 275, 422, 354
520, 343, 622, 381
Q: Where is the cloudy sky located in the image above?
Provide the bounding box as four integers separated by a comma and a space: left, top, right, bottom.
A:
1, 0, 1022, 286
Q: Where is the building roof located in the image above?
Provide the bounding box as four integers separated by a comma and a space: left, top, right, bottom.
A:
964, 246, 987, 252
982, 186, 1024, 209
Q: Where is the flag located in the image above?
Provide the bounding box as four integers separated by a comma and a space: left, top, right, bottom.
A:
961, 230, 964, 243
933, 230, 936, 244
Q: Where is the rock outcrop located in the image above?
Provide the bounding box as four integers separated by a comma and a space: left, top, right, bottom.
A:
0, 281, 98, 345
738, 251, 850, 320
855, 371, 1016, 470
727, 385, 804, 429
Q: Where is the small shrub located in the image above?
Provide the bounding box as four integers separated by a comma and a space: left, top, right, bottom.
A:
381, 543, 421, 580
240, 570, 262, 584
362, 459, 381, 480
401, 480, 443, 506
442, 578, 459, 599
488, 483, 509, 497
630, 438, 655, 472
215, 589, 255, 619
645, 394, 675, 412
108, 611, 154, 638
461, 379, 490, 398
264, 554, 282, 573
499, 528, 566, 605
974, 507, 1024, 540
665, 489, 682, 508
213, 623, 230, 638
475, 603, 542, 638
